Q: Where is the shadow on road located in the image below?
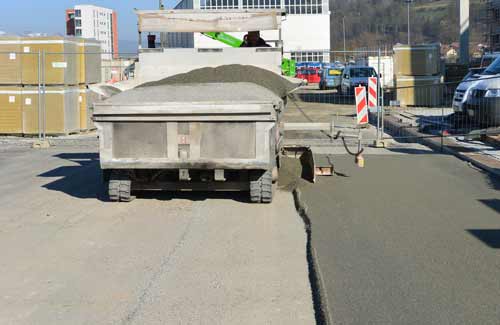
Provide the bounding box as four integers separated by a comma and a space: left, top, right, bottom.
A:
38, 152, 252, 203
478, 199, 500, 214
38, 152, 106, 200
467, 229, 500, 248
134, 190, 250, 203
385, 147, 438, 155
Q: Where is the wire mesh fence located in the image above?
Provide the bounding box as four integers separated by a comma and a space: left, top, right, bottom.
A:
0, 51, 137, 139
1, 48, 500, 148
287, 50, 500, 147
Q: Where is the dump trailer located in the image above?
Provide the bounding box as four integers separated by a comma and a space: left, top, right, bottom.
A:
93, 9, 304, 203
94, 82, 283, 203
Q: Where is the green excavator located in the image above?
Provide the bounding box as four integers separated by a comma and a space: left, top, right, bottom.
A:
202, 32, 296, 77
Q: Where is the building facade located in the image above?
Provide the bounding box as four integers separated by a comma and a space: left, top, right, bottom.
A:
486, 0, 500, 51
165, 0, 330, 63
66, 5, 119, 59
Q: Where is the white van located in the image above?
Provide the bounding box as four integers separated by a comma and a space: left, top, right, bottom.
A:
452, 54, 500, 114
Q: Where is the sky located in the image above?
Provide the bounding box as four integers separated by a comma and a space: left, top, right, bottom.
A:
0, 0, 178, 41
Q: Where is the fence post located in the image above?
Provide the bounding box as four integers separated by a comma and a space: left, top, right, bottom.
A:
42, 50, 46, 140
37, 51, 42, 140
376, 48, 381, 141
380, 47, 385, 140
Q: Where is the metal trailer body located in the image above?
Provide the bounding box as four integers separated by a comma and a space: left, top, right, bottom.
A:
136, 47, 282, 84
94, 82, 283, 203
134, 9, 285, 84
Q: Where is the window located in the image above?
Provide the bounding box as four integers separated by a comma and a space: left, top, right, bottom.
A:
75, 19, 81, 27
242, 0, 281, 9
75, 29, 82, 36
75, 9, 81, 17
200, 0, 239, 9
200, 0, 324, 13
284, 0, 322, 15
291, 51, 326, 63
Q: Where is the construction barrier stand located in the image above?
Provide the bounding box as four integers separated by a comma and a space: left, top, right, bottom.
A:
355, 86, 368, 125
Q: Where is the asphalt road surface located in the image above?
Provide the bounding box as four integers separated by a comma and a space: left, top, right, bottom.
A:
292, 153, 500, 324
0, 146, 314, 325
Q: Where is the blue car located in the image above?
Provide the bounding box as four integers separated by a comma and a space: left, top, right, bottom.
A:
319, 67, 343, 90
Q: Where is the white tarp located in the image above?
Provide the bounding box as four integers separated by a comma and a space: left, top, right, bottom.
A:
136, 9, 284, 33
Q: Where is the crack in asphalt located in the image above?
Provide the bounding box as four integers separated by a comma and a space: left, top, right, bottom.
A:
120, 203, 198, 325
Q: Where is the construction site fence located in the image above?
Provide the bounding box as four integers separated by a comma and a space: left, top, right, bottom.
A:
0, 52, 137, 139
290, 50, 500, 147
0, 51, 137, 87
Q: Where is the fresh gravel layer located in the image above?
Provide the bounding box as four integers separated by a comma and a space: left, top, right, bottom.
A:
138, 64, 297, 98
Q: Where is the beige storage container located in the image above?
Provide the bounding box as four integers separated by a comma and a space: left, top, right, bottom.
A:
85, 40, 102, 84
23, 86, 80, 135
394, 44, 441, 76
78, 86, 88, 130
20, 37, 79, 85
76, 38, 102, 84
0, 37, 23, 84
396, 75, 442, 107
78, 85, 98, 130
0, 86, 23, 134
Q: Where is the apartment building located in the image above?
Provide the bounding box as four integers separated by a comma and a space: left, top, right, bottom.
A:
66, 5, 119, 59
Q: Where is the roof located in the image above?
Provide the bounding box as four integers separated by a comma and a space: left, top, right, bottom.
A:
135, 9, 284, 33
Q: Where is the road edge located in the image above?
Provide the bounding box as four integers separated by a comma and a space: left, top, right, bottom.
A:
382, 115, 500, 178
292, 188, 332, 325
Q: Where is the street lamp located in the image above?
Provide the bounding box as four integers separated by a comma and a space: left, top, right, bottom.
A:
405, 0, 413, 45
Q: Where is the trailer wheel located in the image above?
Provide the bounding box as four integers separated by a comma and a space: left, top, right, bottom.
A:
108, 179, 120, 202
250, 170, 274, 204
108, 171, 133, 202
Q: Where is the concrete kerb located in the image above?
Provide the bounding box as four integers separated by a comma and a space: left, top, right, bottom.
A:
292, 188, 332, 325
0, 134, 98, 149
382, 116, 500, 178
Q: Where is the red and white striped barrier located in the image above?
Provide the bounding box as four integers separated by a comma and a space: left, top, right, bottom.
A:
355, 86, 368, 125
368, 77, 378, 110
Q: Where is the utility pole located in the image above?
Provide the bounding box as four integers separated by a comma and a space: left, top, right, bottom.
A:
343, 16, 346, 62
459, 0, 470, 64
406, 0, 412, 45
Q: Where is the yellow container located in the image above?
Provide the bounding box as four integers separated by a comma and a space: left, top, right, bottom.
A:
394, 44, 441, 76
396, 75, 442, 107
0, 36, 80, 85
0, 86, 23, 134
76, 38, 102, 85
21, 37, 79, 85
22, 86, 80, 135
0, 37, 22, 84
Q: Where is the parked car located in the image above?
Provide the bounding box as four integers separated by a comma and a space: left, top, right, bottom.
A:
453, 56, 500, 114
319, 67, 343, 90
340, 66, 377, 95
304, 67, 321, 84
464, 75, 500, 126
480, 52, 500, 68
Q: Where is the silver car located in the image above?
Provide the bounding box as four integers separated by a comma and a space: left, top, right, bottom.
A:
340, 66, 377, 95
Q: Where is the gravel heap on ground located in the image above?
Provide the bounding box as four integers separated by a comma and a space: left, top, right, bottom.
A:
138, 64, 297, 98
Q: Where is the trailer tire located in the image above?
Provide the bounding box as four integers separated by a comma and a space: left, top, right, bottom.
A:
250, 170, 274, 204
119, 179, 132, 202
108, 179, 120, 202
108, 171, 133, 202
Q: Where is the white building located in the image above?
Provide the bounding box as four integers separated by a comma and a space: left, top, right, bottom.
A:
165, 0, 330, 63
69, 5, 119, 59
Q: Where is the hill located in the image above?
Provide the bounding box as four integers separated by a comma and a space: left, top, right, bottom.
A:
329, 0, 487, 51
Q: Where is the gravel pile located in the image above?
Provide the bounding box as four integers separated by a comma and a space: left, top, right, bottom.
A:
138, 64, 297, 98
